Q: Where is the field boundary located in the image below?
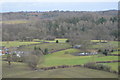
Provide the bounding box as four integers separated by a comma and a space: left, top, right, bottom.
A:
95, 60, 120, 63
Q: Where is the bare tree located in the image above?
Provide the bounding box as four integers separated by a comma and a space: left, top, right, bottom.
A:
24, 48, 44, 70
7, 53, 12, 68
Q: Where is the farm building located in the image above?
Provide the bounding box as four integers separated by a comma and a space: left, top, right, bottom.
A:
73, 45, 82, 49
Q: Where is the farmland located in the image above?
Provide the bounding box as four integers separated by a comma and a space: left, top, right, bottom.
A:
18, 42, 71, 52
91, 41, 119, 49
2, 61, 118, 78
1, 41, 41, 48
111, 51, 120, 54
2, 40, 119, 78
40, 48, 118, 67
36, 38, 68, 43
1, 6, 119, 78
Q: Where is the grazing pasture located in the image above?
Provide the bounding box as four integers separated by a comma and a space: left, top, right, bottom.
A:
18, 43, 71, 52
92, 41, 118, 49
2, 40, 119, 78
91, 40, 108, 43
40, 48, 118, 67
2, 61, 118, 78
43, 38, 68, 43
1, 41, 41, 48
111, 51, 120, 54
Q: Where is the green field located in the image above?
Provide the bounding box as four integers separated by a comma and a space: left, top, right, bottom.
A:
91, 40, 108, 43
111, 51, 120, 54
19, 43, 71, 52
2, 61, 118, 78
0, 20, 28, 24
39, 49, 118, 67
92, 41, 119, 49
43, 38, 68, 43
2, 40, 119, 78
1, 41, 41, 48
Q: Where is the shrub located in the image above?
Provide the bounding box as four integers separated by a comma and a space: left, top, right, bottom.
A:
7, 54, 12, 67
84, 62, 111, 72
56, 40, 59, 43
44, 48, 48, 55
98, 49, 102, 53
34, 46, 37, 50
12, 55, 18, 62
12, 52, 16, 55
118, 66, 120, 74
66, 40, 69, 43
110, 49, 114, 52
64, 51, 69, 54
102, 49, 108, 56
24, 54, 40, 70
95, 64, 111, 72
24, 50, 44, 70
84, 62, 96, 69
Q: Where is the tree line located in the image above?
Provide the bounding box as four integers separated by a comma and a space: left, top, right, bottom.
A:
2, 10, 119, 41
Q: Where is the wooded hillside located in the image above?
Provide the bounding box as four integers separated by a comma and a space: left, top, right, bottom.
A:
1, 10, 119, 41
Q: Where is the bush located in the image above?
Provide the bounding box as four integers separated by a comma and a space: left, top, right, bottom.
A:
56, 40, 59, 43
23, 50, 44, 70
66, 40, 69, 43
12, 55, 18, 62
110, 49, 114, 52
118, 66, 120, 74
12, 52, 16, 55
34, 46, 37, 50
102, 49, 108, 56
44, 48, 48, 55
64, 51, 69, 54
98, 49, 102, 53
25, 54, 40, 70
96, 64, 111, 72
84, 62, 111, 72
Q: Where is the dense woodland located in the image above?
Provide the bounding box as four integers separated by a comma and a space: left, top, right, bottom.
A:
1, 10, 119, 41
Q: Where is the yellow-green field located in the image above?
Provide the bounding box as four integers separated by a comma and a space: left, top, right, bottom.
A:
91, 40, 108, 43
0, 20, 28, 24
1, 41, 41, 48
44, 38, 68, 43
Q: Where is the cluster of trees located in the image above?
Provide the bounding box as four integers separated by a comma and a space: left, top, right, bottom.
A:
6, 46, 44, 70
2, 10, 118, 41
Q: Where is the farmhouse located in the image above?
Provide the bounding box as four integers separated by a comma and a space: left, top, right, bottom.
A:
73, 45, 82, 49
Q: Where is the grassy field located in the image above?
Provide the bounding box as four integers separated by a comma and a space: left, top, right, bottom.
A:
111, 51, 120, 54
2, 40, 119, 78
91, 40, 108, 43
92, 41, 119, 49
1, 41, 41, 48
0, 20, 28, 24
19, 43, 71, 52
2, 61, 118, 78
39, 49, 119, 67
43, 38, 68, 43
